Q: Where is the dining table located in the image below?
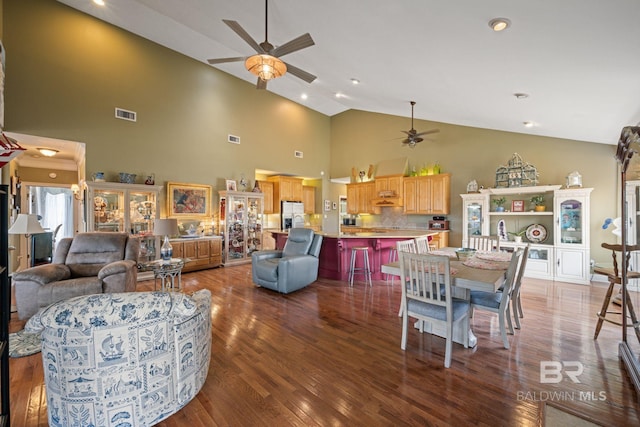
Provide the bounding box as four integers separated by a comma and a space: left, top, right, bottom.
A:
381, 248, 511, 348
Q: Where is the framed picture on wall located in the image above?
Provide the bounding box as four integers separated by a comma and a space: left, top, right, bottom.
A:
511, 200, 525, 212
324, 200, 331, 211
167, 182, 212, 218
225, 180, 237, 191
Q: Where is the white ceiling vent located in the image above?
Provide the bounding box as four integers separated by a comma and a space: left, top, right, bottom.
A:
115, 107, 137, 122
228, 134, 240, 144
294, 150, 303, 158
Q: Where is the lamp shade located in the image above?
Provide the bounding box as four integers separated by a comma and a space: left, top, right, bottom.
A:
154, 218, 178, 237
8, 214, 46, 235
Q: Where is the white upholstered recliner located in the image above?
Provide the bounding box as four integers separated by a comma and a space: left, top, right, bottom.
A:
13, 232, 140, 319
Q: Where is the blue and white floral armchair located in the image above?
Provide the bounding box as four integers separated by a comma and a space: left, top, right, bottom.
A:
26, 290, 212, 427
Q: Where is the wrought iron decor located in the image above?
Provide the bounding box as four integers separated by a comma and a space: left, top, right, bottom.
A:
495, 153, 539, 188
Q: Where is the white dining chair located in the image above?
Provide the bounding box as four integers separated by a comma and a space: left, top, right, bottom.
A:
469, 248, 523, 349
414, 235, 432, 254
468, 235, 500, 252
510, 244, 529, 329
399, 251, 470, 368
395, 239, 418, 315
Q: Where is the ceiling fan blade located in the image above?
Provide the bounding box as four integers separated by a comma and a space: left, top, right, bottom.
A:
207, 56, 246, 65
414, 129, 440, 137
257, 77, 267, 90
283, 62, 316, 83
271, 33, 315, 57
223, 19, 264, 54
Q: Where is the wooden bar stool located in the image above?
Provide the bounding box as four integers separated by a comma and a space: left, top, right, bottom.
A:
349, 246, 372, 287
593, 243, 640, 342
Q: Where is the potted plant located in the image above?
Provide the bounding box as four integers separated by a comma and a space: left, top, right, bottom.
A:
530, 195, 545, 211
508, 228, 527, 243
492, 197, 507, 212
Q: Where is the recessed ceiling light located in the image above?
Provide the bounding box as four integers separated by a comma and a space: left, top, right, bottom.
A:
523, 121, 534, 128
335, 92, 344, 99
93, 0, 105, 5
489, 18, 511, 32
350, 78, 360, 85
514, 93, 529, 99
37, 148, 58, 157
300, 93, 308, 100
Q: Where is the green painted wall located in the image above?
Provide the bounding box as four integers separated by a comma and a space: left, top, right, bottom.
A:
3, 0, 330, 214
1, 0, 624, 264
330, 109, 619, 261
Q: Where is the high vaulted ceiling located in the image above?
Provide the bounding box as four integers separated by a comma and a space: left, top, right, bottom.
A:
57, 0, 640, 145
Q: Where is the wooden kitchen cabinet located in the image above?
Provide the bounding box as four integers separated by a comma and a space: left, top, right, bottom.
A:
346, 182, 376, 214
258, 180, 274, 214
303, 185, 316, 214
268, 176, 303, 212
375, 175, 404, 197
403, 173, 451, 215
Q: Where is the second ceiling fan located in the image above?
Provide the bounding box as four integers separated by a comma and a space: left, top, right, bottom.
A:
207, 0, 316, 89
401, 101, 439, 147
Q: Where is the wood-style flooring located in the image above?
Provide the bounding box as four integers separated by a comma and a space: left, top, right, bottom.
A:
8, 265, 640, 426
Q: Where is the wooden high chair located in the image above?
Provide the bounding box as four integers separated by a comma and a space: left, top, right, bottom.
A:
593, 243, 640, 342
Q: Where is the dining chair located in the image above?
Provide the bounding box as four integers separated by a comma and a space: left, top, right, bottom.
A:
395, 239, 418, 315
399, 251, 470, 368
511, 244, 530, 329
469, 248, 523, 349
414, 235, 432, 254
467, 235, 500, 252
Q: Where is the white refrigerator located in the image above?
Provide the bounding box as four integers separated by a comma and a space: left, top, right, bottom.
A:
281, 201, 305, 230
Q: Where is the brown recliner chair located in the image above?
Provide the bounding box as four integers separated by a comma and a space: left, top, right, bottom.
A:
13, 232, 140, 320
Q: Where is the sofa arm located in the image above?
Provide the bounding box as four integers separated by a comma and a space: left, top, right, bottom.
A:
252, 250, 283, 262
98, 260, 136, 279
12, 264, 70, 286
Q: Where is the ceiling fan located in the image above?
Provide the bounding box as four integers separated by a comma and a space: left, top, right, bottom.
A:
207, 0, 316, 90
401, 101, 439, 147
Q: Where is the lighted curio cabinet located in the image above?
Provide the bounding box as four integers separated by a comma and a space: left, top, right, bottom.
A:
469, 185, 592, 284
403, 173, 451, 215
624, 180, 640, 290
86, 181, 163, 264
219, 191, 264, 265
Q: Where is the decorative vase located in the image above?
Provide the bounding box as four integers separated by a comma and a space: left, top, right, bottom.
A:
535, 205, 546, 212
160, 235, 173, 261
513, 236, 523, 243
496, 206, 505, 212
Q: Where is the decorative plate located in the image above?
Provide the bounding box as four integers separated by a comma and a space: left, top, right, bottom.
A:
526, 224, 547, 243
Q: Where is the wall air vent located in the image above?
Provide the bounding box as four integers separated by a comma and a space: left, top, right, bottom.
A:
294, 150, 303, 158
115, 108, 137, 122
228, 134, 240, 144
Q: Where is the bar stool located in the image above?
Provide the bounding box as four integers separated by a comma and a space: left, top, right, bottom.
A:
349, 246, 372, 287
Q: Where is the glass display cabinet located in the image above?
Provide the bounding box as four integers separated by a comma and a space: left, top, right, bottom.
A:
553, 188, 592, 284
86, 181, 163, 264
219, 191, 264, 265
460, 193, 489, 247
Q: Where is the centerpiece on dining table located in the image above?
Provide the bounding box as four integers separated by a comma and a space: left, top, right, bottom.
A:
454, 248, 477, 261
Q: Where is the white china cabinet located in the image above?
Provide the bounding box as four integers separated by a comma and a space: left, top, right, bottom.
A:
462, 185, 592, 284
86, 181, 163, 265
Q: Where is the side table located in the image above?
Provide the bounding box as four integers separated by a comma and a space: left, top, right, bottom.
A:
139, 258, 189, 291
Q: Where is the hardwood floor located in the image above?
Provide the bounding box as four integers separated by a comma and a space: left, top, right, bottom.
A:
9, 265, 640, 426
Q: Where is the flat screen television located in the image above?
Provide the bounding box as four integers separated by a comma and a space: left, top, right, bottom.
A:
31, 232, 53, 266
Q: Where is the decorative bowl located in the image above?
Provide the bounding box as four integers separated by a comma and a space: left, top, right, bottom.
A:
119, 172, 136, 184
455, 248, 477, 261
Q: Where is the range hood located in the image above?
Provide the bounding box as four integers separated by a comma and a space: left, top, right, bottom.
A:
371, 190, 403, 208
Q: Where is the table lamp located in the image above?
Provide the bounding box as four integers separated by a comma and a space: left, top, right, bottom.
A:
8, 214, 45, 236
154, 218, 178, 261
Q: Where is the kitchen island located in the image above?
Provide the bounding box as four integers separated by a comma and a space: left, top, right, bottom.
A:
269, 229, 439, 282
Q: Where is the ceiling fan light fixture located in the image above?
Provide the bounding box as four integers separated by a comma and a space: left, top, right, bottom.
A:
37, 148, 58, 157
245, 54, 286, 81
489, 18, 511, 32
